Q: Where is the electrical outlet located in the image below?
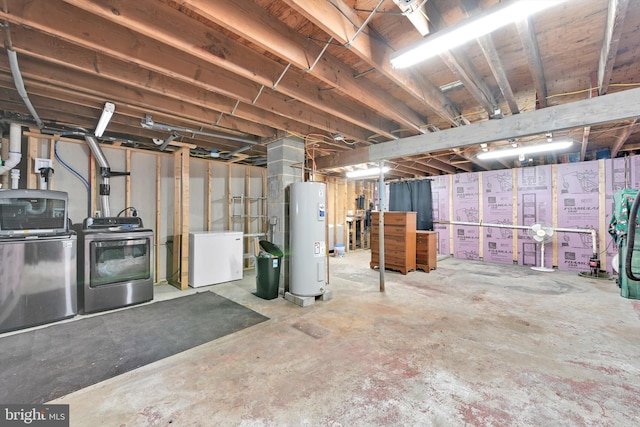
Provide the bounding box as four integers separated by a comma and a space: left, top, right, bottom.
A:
34, 158, 52, 173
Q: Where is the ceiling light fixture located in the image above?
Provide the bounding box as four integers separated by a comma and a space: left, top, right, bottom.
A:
346, 166, 390, 178
390, 0, 566, 69
477, 140, 573, 160
439, 80, 464, 92
95, 102, 115, 138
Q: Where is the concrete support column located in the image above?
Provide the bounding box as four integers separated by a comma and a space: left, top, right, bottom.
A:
267, 137, 304, 292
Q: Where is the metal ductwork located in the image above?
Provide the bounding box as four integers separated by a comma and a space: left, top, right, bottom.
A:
142, 115, 258, 146
84, 135, 130, 217
84, 135, 112, 217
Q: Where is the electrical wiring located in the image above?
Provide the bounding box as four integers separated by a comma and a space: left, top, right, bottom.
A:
306, 36, 344, 47
54, 139, 91, 218
546, 83, 640, 100
116, 206, 138, 217
304, 133, 336, 175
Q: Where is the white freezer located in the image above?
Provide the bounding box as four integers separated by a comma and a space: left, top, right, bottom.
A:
189, 231, 244, 287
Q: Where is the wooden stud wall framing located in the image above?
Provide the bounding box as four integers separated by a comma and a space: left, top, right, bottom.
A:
551, 165, 559, 267
347, 180, 355, 251
27, 136, 38, 189
512, 169, 518, 263
244, 167, 250, 268
326, 177, 334, 248
227, 164, 233, 231
155, 157, 162, 284
125, 150, 132, 214
48, 140, 55, 189
206, 163, 213, 231
172, 147, 190, 290
262, 168, 267, 238
478, 173, 484, 260
598, 160, 607, 270
449, 174, 454, 255
342, 179, 348, 250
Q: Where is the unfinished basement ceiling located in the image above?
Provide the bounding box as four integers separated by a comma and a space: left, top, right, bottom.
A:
0, 0, 639, 178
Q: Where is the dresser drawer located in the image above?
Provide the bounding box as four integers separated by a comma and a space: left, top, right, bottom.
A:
371, 212, 414, 226
371, 225, 408, 237
371, 234, 406, 246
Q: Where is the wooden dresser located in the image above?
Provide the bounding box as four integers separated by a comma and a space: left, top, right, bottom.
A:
370, 211, 416, 275
416, 231, 437, 272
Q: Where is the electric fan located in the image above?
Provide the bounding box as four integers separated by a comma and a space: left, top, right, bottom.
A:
527, 223, 555, 272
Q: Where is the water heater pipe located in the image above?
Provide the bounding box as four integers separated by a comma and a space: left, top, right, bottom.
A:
0, 123, 23, 177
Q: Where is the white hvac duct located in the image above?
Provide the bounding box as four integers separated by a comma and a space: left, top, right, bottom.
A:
0, 123, 23, 177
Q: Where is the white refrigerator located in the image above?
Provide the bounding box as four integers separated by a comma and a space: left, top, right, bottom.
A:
189, 231, 243, 287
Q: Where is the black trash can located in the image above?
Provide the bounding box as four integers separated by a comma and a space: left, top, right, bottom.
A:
255, 240, 284, 300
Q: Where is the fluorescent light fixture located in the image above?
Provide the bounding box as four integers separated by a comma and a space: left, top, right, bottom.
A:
439, 80, 464, 92
346, 166, 389, 178
390, 0, 566, 69
95, 102, 115, 137
477, 140, 573, 160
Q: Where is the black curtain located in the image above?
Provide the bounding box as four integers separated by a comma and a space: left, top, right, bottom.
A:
389, 180, 433, 230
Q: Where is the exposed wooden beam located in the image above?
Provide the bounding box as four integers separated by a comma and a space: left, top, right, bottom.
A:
517, 17, 548, 108
412, 157, 458, 174
392, 0, 430, 35
315, 87, 640, 169
60, 0, 402, 140
580, 127, 591, 162
437, 156, 473, 173
0, 79, 265, 153
611, 119, 638, 158
581, 74, 599, 161
3, 0, 397, 140
281, 0, 462, 127
477, 35, 520, 115
440, 50, 498, 116
460, 0, 519, 115
397, 158, 442, 176
429, 5, 497, 116
598, 0, 629, 95
1, 32, 372, 141
454, 148, 489, 171
386, 163, 422, 178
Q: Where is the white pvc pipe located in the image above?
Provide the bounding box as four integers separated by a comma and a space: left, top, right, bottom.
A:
0, 123, 23, 177
8, 49, 43, 129
435, 220, 598, 256
10, 169, 20, 189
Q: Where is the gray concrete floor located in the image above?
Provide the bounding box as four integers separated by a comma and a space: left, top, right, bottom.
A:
43, 251, 640, 426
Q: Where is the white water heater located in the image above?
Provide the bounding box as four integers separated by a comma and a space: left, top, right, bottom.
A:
289, 182, 327, 296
